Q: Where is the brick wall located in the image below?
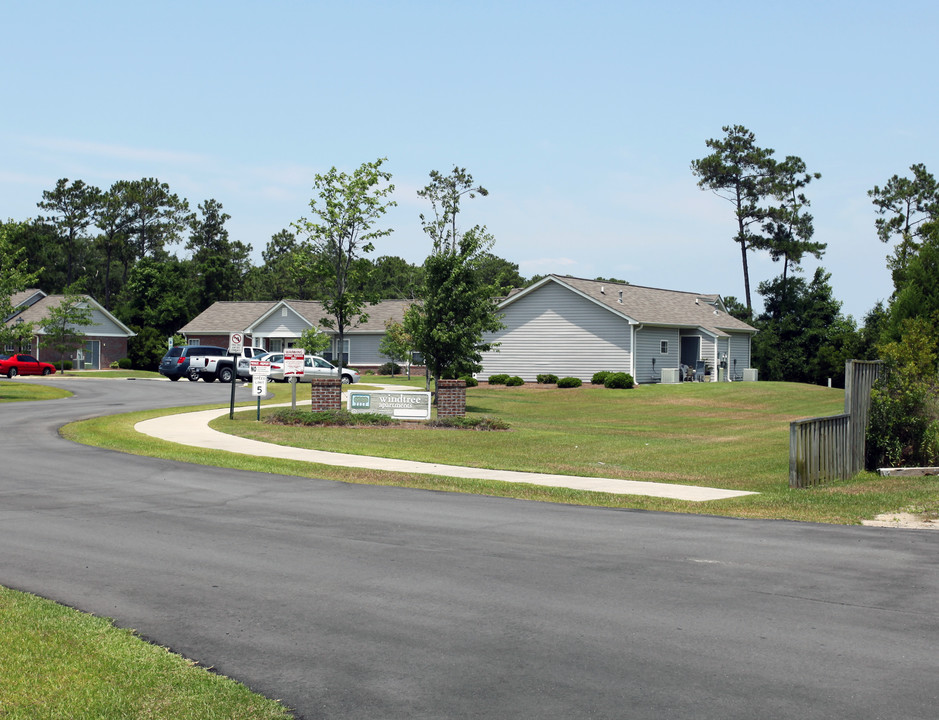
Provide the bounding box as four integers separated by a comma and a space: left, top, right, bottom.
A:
436, 379, 466, 418
310, 378, 342, 412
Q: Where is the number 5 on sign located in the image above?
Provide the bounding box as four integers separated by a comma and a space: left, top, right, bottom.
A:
253, 375, 267, 396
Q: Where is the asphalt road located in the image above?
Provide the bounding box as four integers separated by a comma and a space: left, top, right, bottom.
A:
2, 378, 938, 719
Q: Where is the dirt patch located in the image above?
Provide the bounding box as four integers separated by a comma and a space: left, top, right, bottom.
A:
861, 512, 939, 530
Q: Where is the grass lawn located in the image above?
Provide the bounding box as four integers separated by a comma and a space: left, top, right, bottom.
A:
0, 586, 293, 720
63, 377, 939, 525
0, 380, 72, 403
11, 376, 939, 716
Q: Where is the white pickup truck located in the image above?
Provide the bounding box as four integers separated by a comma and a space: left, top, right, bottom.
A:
187, 347, 266, 383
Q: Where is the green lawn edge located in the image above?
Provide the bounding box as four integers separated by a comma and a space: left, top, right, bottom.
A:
59, 379, 939, 526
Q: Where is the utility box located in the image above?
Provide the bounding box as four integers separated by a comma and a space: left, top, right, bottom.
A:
743, 368, 759, 382
661, 368, 681, 384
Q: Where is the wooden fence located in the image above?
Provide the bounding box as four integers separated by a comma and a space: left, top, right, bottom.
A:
789, 360, 881, 489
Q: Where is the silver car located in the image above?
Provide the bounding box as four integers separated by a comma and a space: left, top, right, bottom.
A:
265, 354, 360, 384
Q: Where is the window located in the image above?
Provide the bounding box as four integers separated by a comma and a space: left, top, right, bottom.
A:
660, 340, 669, 354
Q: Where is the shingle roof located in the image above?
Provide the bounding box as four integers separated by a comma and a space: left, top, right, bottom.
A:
180, 299, 413, 335
10, 288, 45, 308
510, 276, 756, 337
5, 293, 135, 336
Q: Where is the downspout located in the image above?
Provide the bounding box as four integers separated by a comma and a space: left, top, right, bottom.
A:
632, 324, 643, 381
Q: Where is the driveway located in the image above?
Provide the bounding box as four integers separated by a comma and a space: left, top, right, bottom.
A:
2, 378, 938, 719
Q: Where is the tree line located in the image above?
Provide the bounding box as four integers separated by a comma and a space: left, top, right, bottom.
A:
693, 124, 939, 467
692, 124, 939, 390
3, 138, 938, 403
1, 167, 525, 373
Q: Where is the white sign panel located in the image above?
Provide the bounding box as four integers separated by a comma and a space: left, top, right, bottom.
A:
252, 374, 268, 396
348, 391, 432, 420
228, 332, 244, 353
284, 348, 305, 377
249, 359, 271, 376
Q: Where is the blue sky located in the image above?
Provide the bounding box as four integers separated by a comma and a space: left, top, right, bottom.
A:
3, 1, 937, 320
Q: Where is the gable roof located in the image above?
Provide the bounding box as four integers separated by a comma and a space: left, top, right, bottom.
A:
10, 288, 47, 310
180, 298, 414, 335
6, 293, 135, 337
502, 275, 756, 337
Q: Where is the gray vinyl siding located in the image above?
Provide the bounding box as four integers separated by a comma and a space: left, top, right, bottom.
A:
346, 334, 385, 366
253, 309, 312, 337
83, 308, 128, 336
479, 283, 632, 382
729, 333, 751, 380
701, 333, 716, 369
635, 327, 680, 384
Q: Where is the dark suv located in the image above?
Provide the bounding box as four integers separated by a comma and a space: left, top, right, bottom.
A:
158, 345, 227, 381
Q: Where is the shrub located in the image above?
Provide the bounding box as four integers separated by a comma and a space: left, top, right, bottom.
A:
109, 361, 120, 369
377, 362, 401, 375
604, 372, 635, 389
557, 376, 582, 388
592, 371, 611, 385
266, 409, 393, 427
505, 376, 524, 386
865, 316, 939, 468
536, 373, 559, 384
54, 360, 73, 371
117, 357, 133, 369
427, 416, 510, 431
460, 375, 479, 388
488, 374, 510, 385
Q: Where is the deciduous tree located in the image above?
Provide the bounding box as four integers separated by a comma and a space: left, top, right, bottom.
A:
378, 319, 413, 376
406, 167, 503, 391
0, 222, 39, 352
417, 166, 488, 253
292, 158, 396, 374
39, 285, 96, 373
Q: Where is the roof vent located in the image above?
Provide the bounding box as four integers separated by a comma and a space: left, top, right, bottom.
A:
618, 290, 623, 303
695, 298, 699, 305
600, 286, 605, 294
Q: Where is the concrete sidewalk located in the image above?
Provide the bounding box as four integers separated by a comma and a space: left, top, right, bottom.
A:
135, 395, 756, 502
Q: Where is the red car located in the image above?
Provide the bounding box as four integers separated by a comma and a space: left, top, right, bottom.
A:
0, 353, 56, 378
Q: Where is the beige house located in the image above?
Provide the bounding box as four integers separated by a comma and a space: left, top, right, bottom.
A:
177, 299, 412, 369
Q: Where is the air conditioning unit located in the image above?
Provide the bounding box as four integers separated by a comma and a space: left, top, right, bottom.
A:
743, 368, 759, 382
661, 368, 681, 384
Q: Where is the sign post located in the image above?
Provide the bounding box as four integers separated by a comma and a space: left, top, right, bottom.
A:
252, 375, 268, 420
284, 348, 305, 410
227, 333, 245, 419
249, 359, 272, 420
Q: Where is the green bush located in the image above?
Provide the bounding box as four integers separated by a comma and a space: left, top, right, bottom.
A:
536, 373, 559, 384
592, 371, 611, 385
266, 409, 394, 427
117, 357, 132, 370
377, 362, 401, 375
505, 376, 524, 386
427, 416, 510, 430
604, 372, 635, 389
460, 375, 479, 388
54, 360, 73, 371
865, 316, 939, 469
488, 374, 510, 385
557, 376, 582, 388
